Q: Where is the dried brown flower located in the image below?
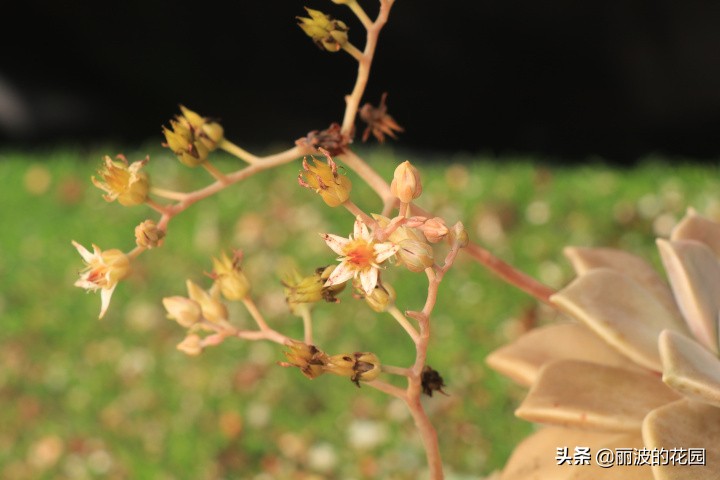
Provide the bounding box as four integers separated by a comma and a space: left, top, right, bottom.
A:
299, 123, 352, 156
359, 93, 404, 143
421, 366, 448, 397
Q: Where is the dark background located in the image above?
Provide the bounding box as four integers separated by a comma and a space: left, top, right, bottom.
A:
5, 1, 720, 164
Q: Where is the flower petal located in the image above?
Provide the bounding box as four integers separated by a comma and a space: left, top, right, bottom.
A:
72, 240, 96, 263
487, 323, 646, 387
359, 267, 378, 295
99, 284, 117, 319
353, 216, 369, 240
373, 241, 399, 263
671, 209, 720, 258
324, 261, 355, 287
564, 246, 682, 320
551, 268, 688, 372
516, 360, 680, 432
320, 233, 349, 256
659, 329, 720, 408
643, 398, 720, 480
657, 239, 720, 353
501, 426, 650, 480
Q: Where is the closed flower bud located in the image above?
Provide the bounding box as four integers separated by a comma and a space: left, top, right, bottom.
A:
211, 250, 250, 301
451, 222, 469, 248
356, 280, 396, 313
283, 265, 345, 315
135, 220, 165, 249
390, 160, 422, 203
92, 155, 150, 206
298, 150, 352, 207
419, 217, 449, 243
297, 8, 349, 52
163, 296, 202, 328
186, 280, 228, 323
397, 238, 434, 272
283, 268, 322, 314
177, 334, 203, 356
280, 341, 329, 379
325, 352, 381, 386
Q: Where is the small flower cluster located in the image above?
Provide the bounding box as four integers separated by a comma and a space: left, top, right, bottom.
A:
163, 106, 224, 167
73, 106, 231, 319
163, 250, 251, 356
297, 8, 350, 53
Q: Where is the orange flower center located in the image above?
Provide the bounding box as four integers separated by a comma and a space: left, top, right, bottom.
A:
344, 240, 375, 268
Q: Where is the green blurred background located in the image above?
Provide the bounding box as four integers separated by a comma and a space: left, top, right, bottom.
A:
2, 144, 719, 479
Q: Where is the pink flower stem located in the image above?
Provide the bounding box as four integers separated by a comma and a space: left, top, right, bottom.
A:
340, 0, 395, 135
342, 199, 376, 227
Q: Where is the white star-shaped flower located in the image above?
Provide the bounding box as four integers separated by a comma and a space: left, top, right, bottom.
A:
321, 216, 398, 295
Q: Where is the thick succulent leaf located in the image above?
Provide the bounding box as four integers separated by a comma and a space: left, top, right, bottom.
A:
516, 360, 680, 432
671, 209, 720, 259
501, 426, 651, 480
643, 399, 720, 480
551, 268, 688, 371
657, 239, 720, 353
659, 330, 720, 408
487, 323, 645, 387
564, 246, 682, 319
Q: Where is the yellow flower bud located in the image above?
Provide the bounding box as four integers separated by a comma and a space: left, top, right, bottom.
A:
390, 160, 422, 203
282, 265, 345, 316
324, 353, 356, 378
298, 151, 352, 207
211, 250, 250, 301
177, 334, 203, 356
325, 352, 381, 386
186, 280, 228, 323
163, 296, 202, 328
135, 220, 165, 249
92, 155, 150, 206
356, 280, 396, 313
162, 106, 224, 167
